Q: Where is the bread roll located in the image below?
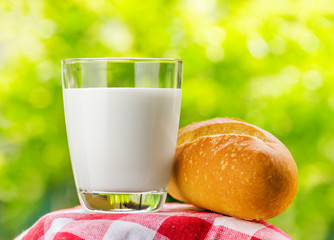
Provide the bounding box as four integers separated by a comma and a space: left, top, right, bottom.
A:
168, 118, 298, 220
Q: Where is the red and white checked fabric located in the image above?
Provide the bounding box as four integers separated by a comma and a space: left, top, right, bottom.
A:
15, 203, 292, 240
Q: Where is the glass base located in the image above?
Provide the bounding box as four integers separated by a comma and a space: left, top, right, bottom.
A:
78, 189, 167, 213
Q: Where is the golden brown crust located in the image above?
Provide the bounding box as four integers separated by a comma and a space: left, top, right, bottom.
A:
168, 118, 298, 220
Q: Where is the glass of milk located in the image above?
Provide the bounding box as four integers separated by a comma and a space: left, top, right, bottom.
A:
62, 58, 182, 213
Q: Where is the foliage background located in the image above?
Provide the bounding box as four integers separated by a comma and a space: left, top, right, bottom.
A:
1, 0, 334, 239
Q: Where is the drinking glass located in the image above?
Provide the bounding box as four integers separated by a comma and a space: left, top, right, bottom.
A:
62, 58, 182, 213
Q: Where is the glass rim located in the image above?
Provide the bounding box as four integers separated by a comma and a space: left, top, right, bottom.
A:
62, 57, 182, 64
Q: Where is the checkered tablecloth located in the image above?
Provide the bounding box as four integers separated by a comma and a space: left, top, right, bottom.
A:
15, 203, 292, 240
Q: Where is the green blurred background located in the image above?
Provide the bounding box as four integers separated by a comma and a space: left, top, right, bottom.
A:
1, 0, 334, 239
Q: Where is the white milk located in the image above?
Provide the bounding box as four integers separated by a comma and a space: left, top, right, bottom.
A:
63, 88, 181, 193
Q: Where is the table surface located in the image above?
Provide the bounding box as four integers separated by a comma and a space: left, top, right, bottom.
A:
15, 203, 292, 240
